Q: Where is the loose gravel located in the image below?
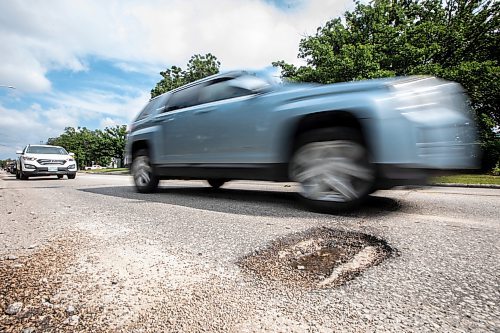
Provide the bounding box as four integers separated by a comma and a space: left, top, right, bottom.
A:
0, 237, 80, 332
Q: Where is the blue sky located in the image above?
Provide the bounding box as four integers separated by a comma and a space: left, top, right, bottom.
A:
0, 0, 354, 159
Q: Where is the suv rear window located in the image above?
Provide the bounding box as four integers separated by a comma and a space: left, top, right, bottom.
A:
198, 79, 252, 104
165, 85, 202, 112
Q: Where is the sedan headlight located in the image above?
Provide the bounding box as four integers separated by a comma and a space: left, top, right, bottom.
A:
22, 156, 37, 161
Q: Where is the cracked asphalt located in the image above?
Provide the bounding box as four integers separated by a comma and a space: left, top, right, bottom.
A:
0, 171, 499, 332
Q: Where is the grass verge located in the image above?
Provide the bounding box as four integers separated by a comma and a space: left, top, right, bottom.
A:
431, 174, 500, 186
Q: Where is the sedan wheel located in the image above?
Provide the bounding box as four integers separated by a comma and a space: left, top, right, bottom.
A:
290, 128, 374, 211
132, 150, 159, 193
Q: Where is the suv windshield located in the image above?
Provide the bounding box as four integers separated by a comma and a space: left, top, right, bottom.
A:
27, 146, 68, 155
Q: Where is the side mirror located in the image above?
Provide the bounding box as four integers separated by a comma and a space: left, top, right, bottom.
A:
69, 152, 75, 157
16, 150, 22, 154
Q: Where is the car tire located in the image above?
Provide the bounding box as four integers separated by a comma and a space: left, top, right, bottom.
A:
20, 171, 29, 180
68, 174, 76, 179
207, 179, 226, 189
57, 175, 64, 179
132, 149, 159, 193
289, 127, 375, 212
15, 171, 20, 179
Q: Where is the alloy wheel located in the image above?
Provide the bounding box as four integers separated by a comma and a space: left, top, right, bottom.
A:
290, 140, 374, 203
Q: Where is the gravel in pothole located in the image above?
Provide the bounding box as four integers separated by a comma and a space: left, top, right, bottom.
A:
239, 227, 397, 289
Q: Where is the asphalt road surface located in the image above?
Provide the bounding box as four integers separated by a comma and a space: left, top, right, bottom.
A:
0, 171, 499, 332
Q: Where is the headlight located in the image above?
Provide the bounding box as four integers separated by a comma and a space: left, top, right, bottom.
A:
394, 87, 440, 112
390, 76, 469, 117
22, 156, 37, 161
68, 164, 76, 169
67, 158, 75, 162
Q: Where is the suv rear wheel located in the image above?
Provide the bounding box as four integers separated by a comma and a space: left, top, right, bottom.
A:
207, 179, 226, 189
132, 149, 159, 193
289, 127, 375, 212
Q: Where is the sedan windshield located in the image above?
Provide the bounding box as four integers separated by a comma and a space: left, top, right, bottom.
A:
27, 146, 68, 155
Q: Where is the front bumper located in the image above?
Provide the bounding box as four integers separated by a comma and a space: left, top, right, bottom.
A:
22, 165, 77, 177
374, 164, 450, 189
369, 77, 479, 172
369, 111, 479, 171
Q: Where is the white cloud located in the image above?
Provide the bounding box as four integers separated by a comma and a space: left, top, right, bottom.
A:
0, 91, 149, 157
43, 89, 150, 121
100, 117, 122, 129
0, 0, 352, 92
0, 104, 64, 154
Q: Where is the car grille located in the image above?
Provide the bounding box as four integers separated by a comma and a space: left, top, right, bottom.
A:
38, 167, 65, 172
37, 159, 65, 165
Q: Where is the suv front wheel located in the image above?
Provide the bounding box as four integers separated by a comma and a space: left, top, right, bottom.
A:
18, 169, 29, 180
289, 127, 375, 212
132, 149, 159, 193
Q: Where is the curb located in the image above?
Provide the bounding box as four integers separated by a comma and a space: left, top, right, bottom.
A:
429, 183, 500, 189
79, 171, 129, 176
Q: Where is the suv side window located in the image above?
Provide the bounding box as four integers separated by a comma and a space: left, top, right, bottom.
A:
165, 85, 202, 112
135, 94, 168, 121
199, 79, 253, 104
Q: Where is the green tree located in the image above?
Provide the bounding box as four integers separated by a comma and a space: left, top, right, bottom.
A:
101, 125, 128, 165
0, 158, 15, 169
274, 0, 499, 170
151, 53, 221, 98
47, 125, 128, 169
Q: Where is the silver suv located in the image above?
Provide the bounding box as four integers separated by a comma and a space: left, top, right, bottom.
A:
16, 144, 77, 180
125, 71, 478, 211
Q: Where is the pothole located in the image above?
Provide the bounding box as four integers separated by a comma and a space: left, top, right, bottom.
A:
239, 228, 397, 289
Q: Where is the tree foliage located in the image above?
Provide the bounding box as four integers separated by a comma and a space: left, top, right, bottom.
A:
150, 53, 221, 98
273, 0, 499, 169
0, 158, 15, 168
47, 125, 127, 169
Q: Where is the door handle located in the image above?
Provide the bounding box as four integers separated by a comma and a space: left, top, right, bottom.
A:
194, 108, 214, 115
153, 117, 174, 123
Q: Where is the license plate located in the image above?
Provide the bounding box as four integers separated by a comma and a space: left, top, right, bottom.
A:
48, 166, 58, 172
